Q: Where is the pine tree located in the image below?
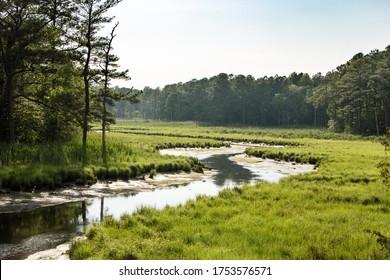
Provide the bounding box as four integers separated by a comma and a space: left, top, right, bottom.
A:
96, 22, 139, 165
74, 0, 123, 165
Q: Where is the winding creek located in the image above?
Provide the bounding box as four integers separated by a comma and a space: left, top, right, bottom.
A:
0, 145, 314, 260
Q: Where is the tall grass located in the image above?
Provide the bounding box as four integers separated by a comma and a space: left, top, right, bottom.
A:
69, 182, 390, 260
3, 121, 389, 259
0, 132, 207, 191
68, 121, 390, 260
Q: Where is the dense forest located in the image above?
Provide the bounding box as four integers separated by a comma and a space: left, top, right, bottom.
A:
0, 0, 138, 150
1, 1, 389, 147
115, 48, 390, 135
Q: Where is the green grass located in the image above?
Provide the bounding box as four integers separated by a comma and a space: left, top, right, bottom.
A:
0, 130, 214, 191
1, 120, 388, 259
111, 119, 373, 141
67, 120, 390, 260
69, 182, 390, 260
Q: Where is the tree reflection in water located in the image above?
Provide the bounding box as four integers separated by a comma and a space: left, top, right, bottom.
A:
202, 154, 259, 187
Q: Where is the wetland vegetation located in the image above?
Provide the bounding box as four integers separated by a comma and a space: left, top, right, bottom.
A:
66, 122, 390, 260
0, 1, 389, 260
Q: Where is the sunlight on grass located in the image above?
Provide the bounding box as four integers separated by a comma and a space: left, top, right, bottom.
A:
67, 120, 390, 260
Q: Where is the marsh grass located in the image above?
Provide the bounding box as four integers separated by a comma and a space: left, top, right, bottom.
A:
68, 121, 390, 260
69, 182, 390, 260
0, 131, 207, 191
2, 120, 389, 259
111, 119, 375, 141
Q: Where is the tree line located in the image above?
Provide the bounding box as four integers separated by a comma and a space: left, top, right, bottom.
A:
1, 1, 389, 145
115, 46, 389, 135
0, 0, 139, 164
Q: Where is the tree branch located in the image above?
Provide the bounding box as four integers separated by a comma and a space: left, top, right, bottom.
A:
14, 94, 57, 111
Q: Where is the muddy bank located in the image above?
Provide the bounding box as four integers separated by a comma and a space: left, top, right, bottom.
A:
160, 144, 315, 183
2, 144, 315, 260
0, 144, 315, 215
0, 171, 211, 214
159, 143, 271, 160
26, 236, 86, 260
0, 144, 277, 214
230, 154, 315, 178
26, 243, 71, 260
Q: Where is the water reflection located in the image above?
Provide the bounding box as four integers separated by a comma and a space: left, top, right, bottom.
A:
0, 232, 77, 260
0, 201, 88, 259
202, 154, 260, 187
0, 152, 270, 259
0, 201, 85, 244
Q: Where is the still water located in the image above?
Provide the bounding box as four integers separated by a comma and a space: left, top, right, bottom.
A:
0, 149, 305, 259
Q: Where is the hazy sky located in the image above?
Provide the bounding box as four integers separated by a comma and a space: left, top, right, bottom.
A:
106, 0, 390, 89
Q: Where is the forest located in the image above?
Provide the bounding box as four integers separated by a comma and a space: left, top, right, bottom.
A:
1, 1, 389, 148
116, 48, 390, 136
0, 0, 138, 150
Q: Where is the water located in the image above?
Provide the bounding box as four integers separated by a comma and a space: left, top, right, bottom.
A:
87, 154, 261, 221
0, 148, 312, 259
0, 201, 85, 259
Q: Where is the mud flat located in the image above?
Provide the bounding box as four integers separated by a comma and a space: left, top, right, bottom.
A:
0, 171, 212, 214
230, 153, 315, 180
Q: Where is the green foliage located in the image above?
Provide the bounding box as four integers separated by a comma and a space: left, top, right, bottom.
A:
311, 48, 390, 135
68, 121, 389, 260
0, 0, 388, 260
377, 130, 390, 186
245, 148, 320, 165
111, 119, 370, 141
365, 230, 390, 257
0, 121, 383, 191
378, 159, 390, 187
114, 46, 389, 136
70, 182, 390, 260
0, 130, 209, 190
0, 0, 82, 144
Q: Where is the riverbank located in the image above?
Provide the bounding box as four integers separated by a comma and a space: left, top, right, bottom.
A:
0, 169, 215, 260
68, 131, 390, 260
230, 154, 315, 182
0, 132, 214, 194
0, 143, 309, 214
26, 236, 87, 260
27, 243, 71, 260
8, 145, 314, 260
0, 170, 213, 214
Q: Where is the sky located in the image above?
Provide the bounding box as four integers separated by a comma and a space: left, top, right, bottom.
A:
106, 0, 390, 89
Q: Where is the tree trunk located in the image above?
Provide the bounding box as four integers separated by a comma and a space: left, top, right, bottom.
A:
100, 197, 104, 222
81, 7, 93, 166
384, 98, 389, 130
5, 71, 15, 144
374, 106, 380, 136
357, 105, 362, 134
323, 108, 328, 128
242, 98, 246, 126
82, 76, 89, 165
102, 99, 107, 166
